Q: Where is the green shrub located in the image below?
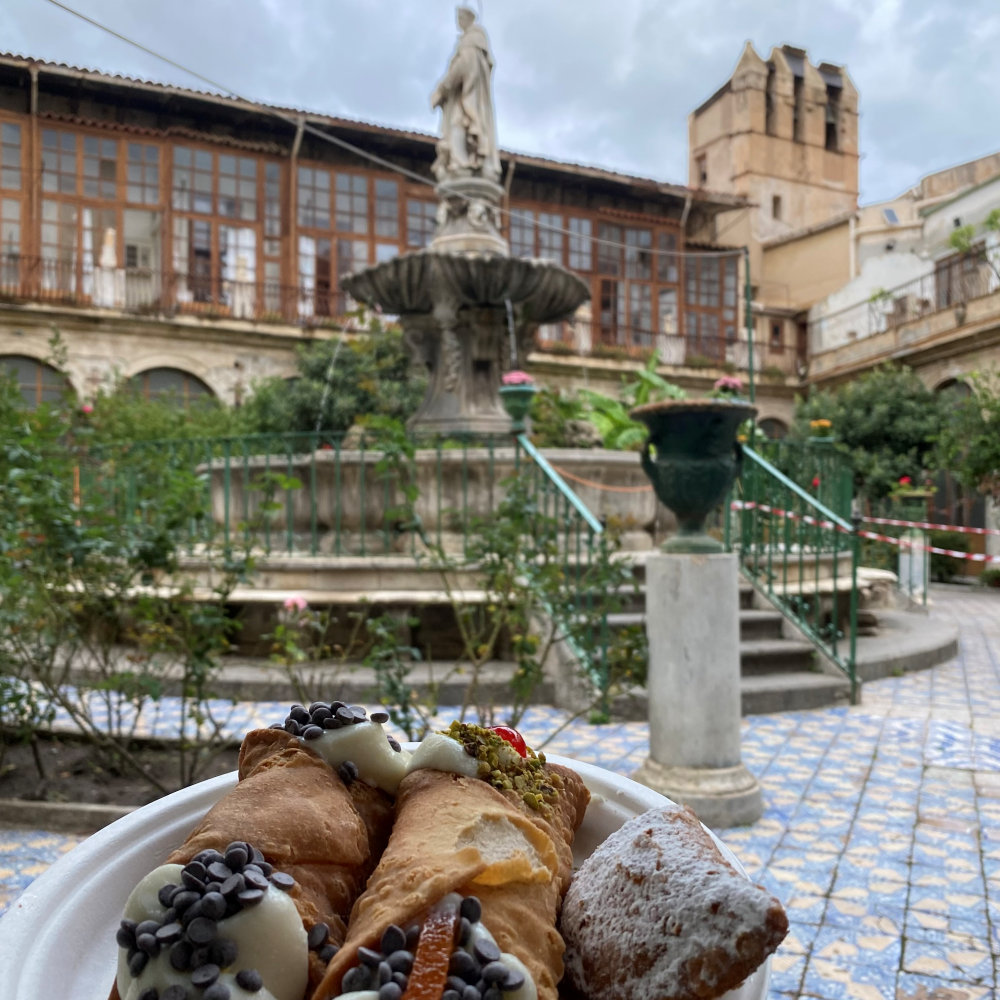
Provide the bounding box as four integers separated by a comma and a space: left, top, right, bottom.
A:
979, 567, 1000, 588
928, 530, 970, 582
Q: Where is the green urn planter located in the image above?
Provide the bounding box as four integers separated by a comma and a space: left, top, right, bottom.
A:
499, 382, 538, 433
631, 399, 757, 553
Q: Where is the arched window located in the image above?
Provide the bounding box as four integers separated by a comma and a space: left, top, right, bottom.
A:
758, 417, 788, 440
935, 377, 972, 399
0, 354, 72, 407
129, 367, 214, 405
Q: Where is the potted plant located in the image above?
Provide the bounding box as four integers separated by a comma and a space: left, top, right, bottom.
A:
499, 370, 538, 433
631, 397, 757, 553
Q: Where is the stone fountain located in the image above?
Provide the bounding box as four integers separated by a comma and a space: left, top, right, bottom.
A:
341, 5, 589, 436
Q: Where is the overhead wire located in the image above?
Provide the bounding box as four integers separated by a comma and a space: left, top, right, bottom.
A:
42, 0, 744, 263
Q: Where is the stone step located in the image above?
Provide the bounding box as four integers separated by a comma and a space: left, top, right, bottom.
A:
75, 657, 540, 708
608, 670, 852, 720
739, 671, 852, 714
738, 638, 817, 676
605, 608, 786, 642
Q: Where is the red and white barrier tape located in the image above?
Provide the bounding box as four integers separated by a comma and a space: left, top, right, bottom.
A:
863, 515, 1000, 537
731, 500, 1000, 563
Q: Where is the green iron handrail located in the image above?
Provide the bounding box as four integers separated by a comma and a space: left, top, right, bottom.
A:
727, 444, 859, 701
515, 433, 613, 711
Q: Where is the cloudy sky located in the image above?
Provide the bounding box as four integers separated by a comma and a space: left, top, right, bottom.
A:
5, 0, 999, 204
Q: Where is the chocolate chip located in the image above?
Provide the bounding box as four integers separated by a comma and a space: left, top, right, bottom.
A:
158, 883, 178, 907
237, 888, 264, 907
460, 897, 482, 924
370, 710, 390, 724
235, 968, 263, 992
154, 922, 182, 945
256, 861, 274, 877
483, 986, 502, 1000
289, 704, 310, 724
243, 869, 270, 891
270, 871, 295, 891
378, 960, 393, 985
392, 971, 408, 988
318, 944, 339, 963
190, 947, 211, 969
162, 986, 188, 1000
461, 985, 481, 1000
209, 938, 238, 967
191, 963, 221, 988
187, 917, 218, 944
322, 716, 340, 729
136, 919, 160, 939
358, 946, 382, 967
249, 846, 266, 866
181, 869, 205, 892
378, 923, 404, 955
330, 700, 347, 712
116, 921, 136, 950
220, 873, 245, 898
137, 988, 159, 1000
171, 890, 200, 912
207, 861, 232, 881
482, 961, 508, 984
169, 941, 192, 971
335, 706, 355, 725
203, 984, 230, 1000
456, 917, 471, 946
302, 724, 324, 740
387, 950, 413, 974
342, 967, 371, 992
308, 701, 328, 714
180, 899, 204, 925
201, 892, 227, 920
350, 705, 367, 721
447, 975, 468, 992
474, 939, 501, 964
128, 950, 149, 977
387, 735, 402, 752
405, 925, 421, 949
338, 760, 360, 785
310, 706, 333, 725
501, 967, 525, 992
283, 719, 301, 736
224, 844, 249, 870
136, 932, 160, 956
308, 923, 330, 950
379, 984, 403, 1000
449, 950, 478, 982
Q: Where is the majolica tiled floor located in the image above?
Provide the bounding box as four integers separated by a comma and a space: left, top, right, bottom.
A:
2, 585, 999, 999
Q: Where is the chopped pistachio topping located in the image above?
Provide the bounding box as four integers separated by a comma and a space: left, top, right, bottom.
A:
442, 721, 562, 811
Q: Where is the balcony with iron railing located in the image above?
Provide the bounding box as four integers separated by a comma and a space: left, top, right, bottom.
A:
807, 261, 1000, 380
0, 253, 799, 380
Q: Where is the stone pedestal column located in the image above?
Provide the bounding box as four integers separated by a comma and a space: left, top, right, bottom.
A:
633, 552, 762, 827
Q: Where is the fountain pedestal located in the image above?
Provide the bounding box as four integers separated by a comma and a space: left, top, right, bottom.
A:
633, 552, 763, 827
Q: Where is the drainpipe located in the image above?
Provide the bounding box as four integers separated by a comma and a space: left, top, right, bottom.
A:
288, 115, 304, 320
848, 212, 857, 278
29, 65, 39, 267
744, 245, 755, 404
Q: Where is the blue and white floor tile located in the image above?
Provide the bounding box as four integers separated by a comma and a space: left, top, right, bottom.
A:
2, 585, 1000, 997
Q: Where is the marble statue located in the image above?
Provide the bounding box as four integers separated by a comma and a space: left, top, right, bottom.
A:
431, 6, 501, 183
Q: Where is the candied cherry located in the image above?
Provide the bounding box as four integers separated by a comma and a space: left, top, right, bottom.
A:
490, 725, 527, 758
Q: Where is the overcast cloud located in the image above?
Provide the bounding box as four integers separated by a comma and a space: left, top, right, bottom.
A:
5, 0, 999, 204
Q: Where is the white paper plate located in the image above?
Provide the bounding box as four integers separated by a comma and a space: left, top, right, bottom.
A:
0, 754, 769, 1000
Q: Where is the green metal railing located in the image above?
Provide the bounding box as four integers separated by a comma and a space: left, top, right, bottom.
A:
726, 445, 860, 701
514, 434, 615, 706
84, 429, 620, 703
752, 437, 854, 522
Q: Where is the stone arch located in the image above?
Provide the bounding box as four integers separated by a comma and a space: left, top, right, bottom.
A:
934, 376, 972, 398
128, 366, 215, 405
0, 354, 74, 407
758, 416, 789, 440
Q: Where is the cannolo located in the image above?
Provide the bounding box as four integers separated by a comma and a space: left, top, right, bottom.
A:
111, 715, 397, 1000
313, 723, 590, 1000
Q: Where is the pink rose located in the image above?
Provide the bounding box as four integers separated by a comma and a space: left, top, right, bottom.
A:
283, 595, 308, 612
82, 404, 94, 414
502, 370, 535, 386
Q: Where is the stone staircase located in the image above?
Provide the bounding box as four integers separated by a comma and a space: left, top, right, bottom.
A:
602, 561, 852, 718
165, 552, 852, 717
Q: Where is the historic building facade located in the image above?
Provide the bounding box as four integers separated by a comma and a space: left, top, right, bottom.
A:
0, 53, 800, 428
